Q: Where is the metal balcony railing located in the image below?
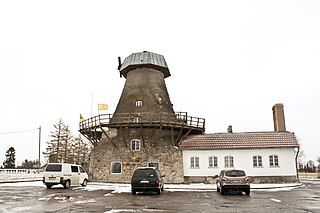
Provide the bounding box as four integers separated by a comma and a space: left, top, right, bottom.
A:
79, 112, 205, 132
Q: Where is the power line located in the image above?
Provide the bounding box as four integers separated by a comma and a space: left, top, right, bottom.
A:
0, 128, 39, 136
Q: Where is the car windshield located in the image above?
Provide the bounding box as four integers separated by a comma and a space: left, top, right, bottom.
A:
45, 164, 62, 172
225, 170, 246, 177
134, 169, 156, 178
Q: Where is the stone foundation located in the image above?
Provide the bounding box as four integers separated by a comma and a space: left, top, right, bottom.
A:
89, 128, 184, 183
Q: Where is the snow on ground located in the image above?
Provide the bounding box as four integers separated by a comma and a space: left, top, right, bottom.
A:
0, 180, 304, 192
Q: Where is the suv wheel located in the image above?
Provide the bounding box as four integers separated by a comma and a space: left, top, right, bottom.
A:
132, 190, 136, 195
64, 180, 70, 189
220, 186, 225, 195
245, 189, 250, 196
156, 189, 161, 195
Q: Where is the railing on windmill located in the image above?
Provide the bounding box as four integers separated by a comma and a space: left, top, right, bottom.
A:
79, 112, 205, 131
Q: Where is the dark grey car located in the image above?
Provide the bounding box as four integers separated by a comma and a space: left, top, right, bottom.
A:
216, 169, 250, 195
131, 167, 165, 195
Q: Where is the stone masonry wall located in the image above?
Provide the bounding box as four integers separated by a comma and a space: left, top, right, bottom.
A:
89, 128, 184, 183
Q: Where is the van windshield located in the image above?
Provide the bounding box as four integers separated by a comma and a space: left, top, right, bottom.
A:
45, 164, 62, 172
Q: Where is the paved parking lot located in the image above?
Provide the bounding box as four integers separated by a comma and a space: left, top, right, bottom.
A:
0, 179, 319, 212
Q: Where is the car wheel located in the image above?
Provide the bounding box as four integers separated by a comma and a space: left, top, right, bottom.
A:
220, 186, 225, 195
217, 184, 220, 192
64, 180, 70, 189
132, 190, 136, 195
245, 189, 250, 196
46, 184, 52, 189
81, 179, 87, 187
157, 189, 161, 195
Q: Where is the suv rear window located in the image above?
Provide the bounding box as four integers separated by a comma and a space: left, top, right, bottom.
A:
133, 169, 156, 178
45, 164, 62, 172
225, 170, 246, 177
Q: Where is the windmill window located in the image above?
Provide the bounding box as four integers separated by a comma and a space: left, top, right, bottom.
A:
133, 116, 141, 123
111, 162, 122, 174
148, 162, 160, 169
135, 100, 143, 107
131, 139, 141, 151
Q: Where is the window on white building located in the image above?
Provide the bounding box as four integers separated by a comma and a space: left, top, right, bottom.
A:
269, 155, 279, 167
224, 156, 234, 168
131, 139, 141, 151
190, 157, 199, 168
209, 156, 218, 168
135, 100, 143, 107
111, 162, 122, 174
253, 155, 263, 167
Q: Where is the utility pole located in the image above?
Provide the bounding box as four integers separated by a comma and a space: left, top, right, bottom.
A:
38, 126, 41, 169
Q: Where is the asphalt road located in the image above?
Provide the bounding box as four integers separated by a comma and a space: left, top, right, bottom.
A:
0, 179, 319, 213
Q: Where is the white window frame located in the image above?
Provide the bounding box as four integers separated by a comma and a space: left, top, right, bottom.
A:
269, 155, 279, 167
133, 116, 141, 123
224, 156, 234, 168
208, 156, 218, 168
135, 100, 143, 107
253, 155, 263, 167
148, 162, 160, 170
131, 139, 141, 151
111, 162, 122, 174
190, 157, 200, 168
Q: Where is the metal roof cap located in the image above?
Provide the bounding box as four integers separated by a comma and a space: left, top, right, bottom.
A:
119, 51, 171, 78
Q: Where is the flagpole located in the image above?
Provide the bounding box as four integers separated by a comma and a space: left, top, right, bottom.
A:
38, 126, 41, 169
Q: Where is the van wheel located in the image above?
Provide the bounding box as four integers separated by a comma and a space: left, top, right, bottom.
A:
64, 180, 70, 189
46, 184, 52, 189
81, 179, 87, 187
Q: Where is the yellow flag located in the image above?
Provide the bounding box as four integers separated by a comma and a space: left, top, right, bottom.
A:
80, 113, 84, 121
98, 104, 108, 110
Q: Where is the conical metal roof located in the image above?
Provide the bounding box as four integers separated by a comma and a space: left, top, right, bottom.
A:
119, 51, 171, 78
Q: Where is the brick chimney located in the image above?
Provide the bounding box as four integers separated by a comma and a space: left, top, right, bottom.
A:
272, 103, 286, 132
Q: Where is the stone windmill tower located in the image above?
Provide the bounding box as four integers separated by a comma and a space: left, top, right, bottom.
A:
80, 51, 205, 183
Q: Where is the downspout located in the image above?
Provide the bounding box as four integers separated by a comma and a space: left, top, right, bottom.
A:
295, 146, 300, 182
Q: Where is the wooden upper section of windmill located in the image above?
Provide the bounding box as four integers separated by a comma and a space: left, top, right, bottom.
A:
119, 51, 171, 78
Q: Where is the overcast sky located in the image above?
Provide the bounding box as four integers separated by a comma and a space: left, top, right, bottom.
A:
0, 1, 319, 166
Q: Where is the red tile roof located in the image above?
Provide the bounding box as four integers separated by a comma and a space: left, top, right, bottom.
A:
179, 131, 299, 150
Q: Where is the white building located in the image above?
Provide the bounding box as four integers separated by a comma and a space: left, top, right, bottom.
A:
179, 104, 299, 183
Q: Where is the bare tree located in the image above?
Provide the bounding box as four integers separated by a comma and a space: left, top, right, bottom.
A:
44, 119, 91, 166
44, 119, 71, 163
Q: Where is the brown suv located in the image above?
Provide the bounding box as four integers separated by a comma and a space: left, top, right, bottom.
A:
216, 169, 250, 195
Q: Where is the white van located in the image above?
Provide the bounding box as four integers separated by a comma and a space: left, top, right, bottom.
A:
43, 163, 88, 189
